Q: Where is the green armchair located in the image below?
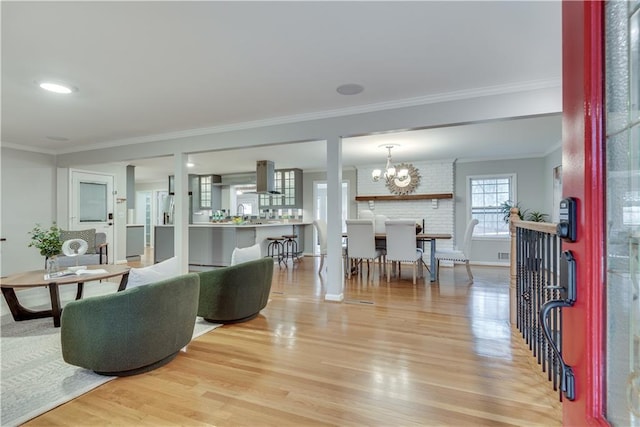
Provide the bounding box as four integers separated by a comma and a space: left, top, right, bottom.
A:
61, 273, 200, 376
197, 257, 274, 324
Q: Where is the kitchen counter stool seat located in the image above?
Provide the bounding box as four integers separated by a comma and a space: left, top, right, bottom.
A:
266, 237, 285, 266
281, 234, 299, 266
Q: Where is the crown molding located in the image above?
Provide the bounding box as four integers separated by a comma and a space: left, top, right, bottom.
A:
54, 78, 561, 155
0, 141, 57, 155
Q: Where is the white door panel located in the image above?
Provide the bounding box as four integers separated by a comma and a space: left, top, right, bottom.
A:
70, 170, 114, 263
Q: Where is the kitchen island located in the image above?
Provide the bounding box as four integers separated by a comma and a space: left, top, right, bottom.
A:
154, 222, 309, 267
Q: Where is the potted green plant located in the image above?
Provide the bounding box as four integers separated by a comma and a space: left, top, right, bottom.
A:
500, 200, 527, 223
28, 223, 62, 272
525, 211, 549, 222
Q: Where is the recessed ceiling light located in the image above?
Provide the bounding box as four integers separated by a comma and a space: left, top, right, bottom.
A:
186, 162, 195, 168
37, 81, 77, 94
336, 83, 364, 96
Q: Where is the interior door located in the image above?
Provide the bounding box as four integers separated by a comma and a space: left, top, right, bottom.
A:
70, 170, 114, 263
562, 0, 639, 425
560, 1, 607, 425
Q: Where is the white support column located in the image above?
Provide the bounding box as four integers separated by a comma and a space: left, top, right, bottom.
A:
324, 136, 344, 302
174, 152, 189, 274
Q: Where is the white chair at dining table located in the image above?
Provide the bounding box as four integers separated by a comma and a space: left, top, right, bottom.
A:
434, 218, 479, 282
345, 219, 386, 278
312, 218, 348, 275
385, 219, 424, 284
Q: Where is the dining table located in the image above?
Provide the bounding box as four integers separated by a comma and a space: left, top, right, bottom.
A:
342, 232, 452, 282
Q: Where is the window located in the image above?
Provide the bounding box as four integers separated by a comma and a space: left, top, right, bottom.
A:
199, 175, 212, 209
468, 174, 515, 238
79, 182, 108, 222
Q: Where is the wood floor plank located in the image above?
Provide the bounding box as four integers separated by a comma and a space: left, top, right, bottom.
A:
24, 255, 561, 426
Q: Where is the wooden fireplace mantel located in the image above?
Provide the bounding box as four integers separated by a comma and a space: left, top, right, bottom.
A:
355, 193, 453, 201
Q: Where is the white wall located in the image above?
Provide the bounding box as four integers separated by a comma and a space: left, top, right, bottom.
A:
544, 146, 562, 219
1, 147, 57, 275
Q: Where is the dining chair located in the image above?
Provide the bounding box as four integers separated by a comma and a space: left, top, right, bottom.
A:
345, 219, 386, 278
359, 209, 374, 220
385, 219, 424, 284
312, 219, 328, 274
434, 218, 479, 282
313, 219, 348, 275
359, 210, 387, 250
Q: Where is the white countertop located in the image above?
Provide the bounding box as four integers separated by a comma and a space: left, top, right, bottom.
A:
157, 222, 310, 228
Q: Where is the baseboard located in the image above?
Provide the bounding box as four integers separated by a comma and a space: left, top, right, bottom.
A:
471, 261, 510, 267
324, 293, 344, 302
115, 259, 128, 265
438, 261, 509, 268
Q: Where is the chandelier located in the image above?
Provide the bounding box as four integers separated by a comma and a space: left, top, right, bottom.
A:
371, 145, 409, 183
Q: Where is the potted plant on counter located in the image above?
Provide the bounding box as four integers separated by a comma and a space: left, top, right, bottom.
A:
28, 223, 62, 273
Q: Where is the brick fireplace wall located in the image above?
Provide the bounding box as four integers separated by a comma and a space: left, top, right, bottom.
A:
356, 160, 456, 251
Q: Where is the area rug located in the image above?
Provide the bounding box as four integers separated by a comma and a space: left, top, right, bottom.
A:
1, 313, 220, 426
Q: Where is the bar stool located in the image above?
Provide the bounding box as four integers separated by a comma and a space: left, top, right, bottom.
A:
281, 234, 299, 266
266, 237, 284, 266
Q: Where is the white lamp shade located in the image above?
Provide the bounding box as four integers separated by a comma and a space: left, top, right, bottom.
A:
385, 167, 396, 179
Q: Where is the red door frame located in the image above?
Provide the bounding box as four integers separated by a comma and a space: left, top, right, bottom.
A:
561, 1, 608, 425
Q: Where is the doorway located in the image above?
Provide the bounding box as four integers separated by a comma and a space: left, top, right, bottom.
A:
69, 170, 115, 262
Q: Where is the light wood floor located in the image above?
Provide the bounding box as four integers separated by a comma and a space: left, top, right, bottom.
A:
25, 254, 562, 426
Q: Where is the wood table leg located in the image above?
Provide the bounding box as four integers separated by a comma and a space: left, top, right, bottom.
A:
75, 283, 84, 300
1, 287, 53, 321
117, 272, 129, 291
48, 283, 62, 327
430, 239, 437, 282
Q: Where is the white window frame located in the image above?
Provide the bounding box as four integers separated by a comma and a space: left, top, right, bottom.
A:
467, 173, 517, 240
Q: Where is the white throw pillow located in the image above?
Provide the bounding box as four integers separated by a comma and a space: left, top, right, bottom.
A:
230, 244, 261, 266
127, 256, 179, 288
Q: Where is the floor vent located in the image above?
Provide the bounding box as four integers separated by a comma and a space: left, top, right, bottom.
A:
271, 291, 285, 295
498, 252, 510, 260
345, 299, 374, 305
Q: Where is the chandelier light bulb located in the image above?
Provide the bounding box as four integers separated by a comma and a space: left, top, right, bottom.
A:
371, 144, 405, 183
385, 166, 396, 179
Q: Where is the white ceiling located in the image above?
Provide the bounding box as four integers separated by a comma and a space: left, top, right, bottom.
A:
1, 1, 562, 182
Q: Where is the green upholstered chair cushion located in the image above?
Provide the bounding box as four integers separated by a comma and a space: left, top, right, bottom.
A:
61, 273, 200, 376
197, 257, 273, 323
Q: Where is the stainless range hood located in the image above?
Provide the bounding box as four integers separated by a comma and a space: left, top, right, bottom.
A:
256, 160, 280, 194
